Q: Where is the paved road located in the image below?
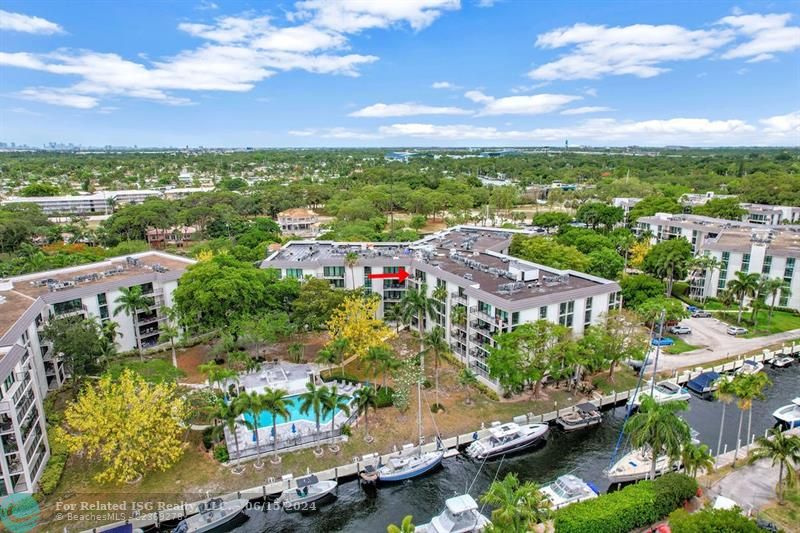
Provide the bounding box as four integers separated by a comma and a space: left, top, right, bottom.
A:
656, 316, 800, 371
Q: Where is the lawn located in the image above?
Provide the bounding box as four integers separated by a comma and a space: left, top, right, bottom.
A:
107, 357, 185, 383
712, 308, 800, 337
664, 335, 698, 354
760, 488, 800, 533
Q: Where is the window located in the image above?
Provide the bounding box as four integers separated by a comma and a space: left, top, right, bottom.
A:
608, 291, 620, 311
415, 270, 427, 283
718, 252, 730, 291
741, 253, 751, 272
285, 268, 303, 279
539, 306, 547, 320
384, 266, 406, 289
3, 373, 15, 393
558, 301, 574, 327
584, 297, 593, 326
762, 255, 772, 275
53, 299, 82, 315
478, 301, 492, 315
364, 266, 372, 293
781, 258, 795, 306
97, 293, 107, 306
511, 312, 519, 325
323, 266, 345, 277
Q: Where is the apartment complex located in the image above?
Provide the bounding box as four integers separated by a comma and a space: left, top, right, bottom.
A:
1, 190, 162, 216
0, 252, 194, 495
263, 227, 621, 389
740, 203, 800, 225
276, 208, 320, 237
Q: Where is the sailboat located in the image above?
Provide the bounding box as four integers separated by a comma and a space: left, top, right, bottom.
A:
377, 353, 444, 483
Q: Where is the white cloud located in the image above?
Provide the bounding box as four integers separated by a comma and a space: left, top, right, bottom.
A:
19, 87, 99, 109
196, 0, 219, 10
760, 111, 800, 135
529, 22, 733, 80
288, 127, 379, 139
718, 13, 800, 61
476, 0, 497, 7
465, 90, 581, 115
432, 81, 459, 89
584, 88, 597, 97
509, 83, 549, 94
291, 0, 461, 32
0, 9, 63, 34
349, 102, 470, 117
560, 106, 613, 115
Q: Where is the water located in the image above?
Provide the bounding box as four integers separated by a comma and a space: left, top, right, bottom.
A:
242, 394, 353, 428
226, 365, 800, 532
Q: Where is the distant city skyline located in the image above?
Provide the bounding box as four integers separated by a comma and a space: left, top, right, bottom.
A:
1, 1, 799, 147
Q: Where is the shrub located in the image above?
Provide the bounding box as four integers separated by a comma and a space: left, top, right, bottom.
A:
340, 424, 352, 437
213, 443, 229, 463
422, 379, 433, 389
38, 429, 69, 496
375, 387, 395, 408
554, 473, 697, 533
668, 507, 760, 533
202, 427, 216, 450
321, 372, 361, 385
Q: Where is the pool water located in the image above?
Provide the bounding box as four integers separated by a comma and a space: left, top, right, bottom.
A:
242, 394, 352, 428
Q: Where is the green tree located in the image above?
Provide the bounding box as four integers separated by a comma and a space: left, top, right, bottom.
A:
235, 391, 266, 468
764, 278, 790, 323
692, 198, 746, 220
260, 388, 292, 462
624, 396, 691, 480
113, 285, 154, 361
747, 427, 800, 503
619, 274, 665, 308
298, 382, 328, 453
458, 368, 478, 405
509, 234, 589, 272
322, 385, 350, 448
291, 277, 347, 330
587, 247, 625, 279
635, 296, 690, 325
158, 306, 181, 370
42, 316, 106, 388
531, 211, 572, 228
400, 283, 437, 357
581, 309, 649, 380
387, 515, 416, 533
715, 377, 737, 457
317, 337, 349, 377
730, 372, 772, 465
423, 326, 448, 408
669, 507, 760, 533
364, 344, 398, 389
680, 442, 714, 478
481, 472, 551, 532
217, 400, 246, 473
628, 195, 682, 222
352, 386, 378, 441
642, 238, 693, 296
726, 271, 761, 324
344, 251, 359, 288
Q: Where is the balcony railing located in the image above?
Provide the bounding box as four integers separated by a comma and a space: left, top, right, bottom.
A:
54, 304, 87, 317
451, 292, 467, 305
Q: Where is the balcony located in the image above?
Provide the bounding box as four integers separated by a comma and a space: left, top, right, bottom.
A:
54, 304, 87, 318
451, 292, 467, 305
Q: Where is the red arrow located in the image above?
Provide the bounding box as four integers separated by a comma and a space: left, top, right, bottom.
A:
367, 268, 409, 283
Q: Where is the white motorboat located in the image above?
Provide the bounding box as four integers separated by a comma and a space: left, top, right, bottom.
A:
772, 356, 793, 368
377, 446, 444, 482
277, 475, 337, 508
555, 403, 602, 431
628, 381, 691, 408
172, 498, 249, 533
414, 494, 491, 532
466, 422, 548, 460
606, 448, 677, 483
735, 359, 764, 376
773, 398, 800, 429
540, 474, 599, 510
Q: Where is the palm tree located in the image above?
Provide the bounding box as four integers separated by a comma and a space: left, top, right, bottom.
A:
322, 385, 350, 450
364, 344, 398, 389
387, 516, 416, 533
217, 400, 245, 474
261, 388, 292, 463
235, 391, 266, 468
431, 283, 448, 325
113, 286, 154, 361
459, 368, 478, 405
715, 377, 737, 457
318, 338, 349, 378
450, 305, 466, 327
352, 386, 378, 442
288, 342, 304, 363
681, 442, 715, 478
480, 472, 551, 532
731, 372, 772, 466
102, 320, 121, 345
159, 305, 181, 369
344, 251, 359, 289
748, 428, 800, 504
199, 361, 237, 395
400, 282, 437, 364
726, 272, 760, 324
424, 326, 448, 409
383, 304, 403, 334
765, 278, 791, 323
298, 381, 329, 453
624, 396, 691, 480
689, 255, 722, 302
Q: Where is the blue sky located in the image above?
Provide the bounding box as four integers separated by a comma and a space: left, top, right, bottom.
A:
1, 0, 798, 147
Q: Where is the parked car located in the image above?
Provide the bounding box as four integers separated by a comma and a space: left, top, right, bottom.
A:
669, 325, 691, 335
651, 336, 675, 346
686, 305, 698, 313
726, 326, 748, 336
691, 310, 712, 318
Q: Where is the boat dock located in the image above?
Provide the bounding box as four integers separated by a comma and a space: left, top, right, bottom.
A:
85, 342, 799, 533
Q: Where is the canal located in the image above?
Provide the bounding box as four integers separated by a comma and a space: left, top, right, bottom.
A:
225, 363, 799, 532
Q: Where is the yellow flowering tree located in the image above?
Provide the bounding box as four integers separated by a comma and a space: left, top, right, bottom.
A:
60, 369, 188, 484
629, 241, 651, 269
326, 294, 395, 361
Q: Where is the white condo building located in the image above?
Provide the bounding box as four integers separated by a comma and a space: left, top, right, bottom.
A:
1, 190, 162, 216
262, 227, 622, 390
0, 252, 195, 495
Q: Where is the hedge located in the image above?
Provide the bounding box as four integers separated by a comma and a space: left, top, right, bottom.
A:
553, 473, 698, 533
38, 430, 69, 496
375, 387, 395, 408
668, 507, 760, 533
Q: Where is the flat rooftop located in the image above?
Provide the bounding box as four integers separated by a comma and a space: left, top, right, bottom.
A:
702, 226, 800, 257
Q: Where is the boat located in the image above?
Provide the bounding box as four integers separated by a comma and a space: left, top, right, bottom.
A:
555, 403, 602, 431
414, 494, 491, 532
686, 371, 721, 396
773, 398, 800, 429
735, 359, 764, 375
277, 475, 337, 508
606, 448, 678, 483
771, 356, 793, 368
378, 352, 445, 482
172, 498, 249, 533
628, 381, 691, 408
466, 422, 549, 460
359, 464, 378, 485
540, 474, 600, 510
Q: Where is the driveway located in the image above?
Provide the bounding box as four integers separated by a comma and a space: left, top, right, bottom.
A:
656, 315, 800, 371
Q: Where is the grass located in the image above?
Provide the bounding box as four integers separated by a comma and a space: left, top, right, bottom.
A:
591, 366, 640, 394
712, 308, 800, 337
760, 488, 800, 533
664, 335, 698, 354
107, 357, 186, 383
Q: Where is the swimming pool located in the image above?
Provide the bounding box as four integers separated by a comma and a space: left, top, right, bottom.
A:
242, 394, 352, 428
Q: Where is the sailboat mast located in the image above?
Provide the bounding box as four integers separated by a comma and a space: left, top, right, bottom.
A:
418, 354, 423, 447
649, 309, 666, 397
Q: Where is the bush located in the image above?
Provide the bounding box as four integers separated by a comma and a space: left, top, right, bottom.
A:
375, 386, 395, 408
668, 507, 760, 533
554, 473, 697, 533
202, 427, 216, 450
38, 429, 69, 496
213, 443, 229, 463
340, 424, 352, 437
321, 372, 361, 385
